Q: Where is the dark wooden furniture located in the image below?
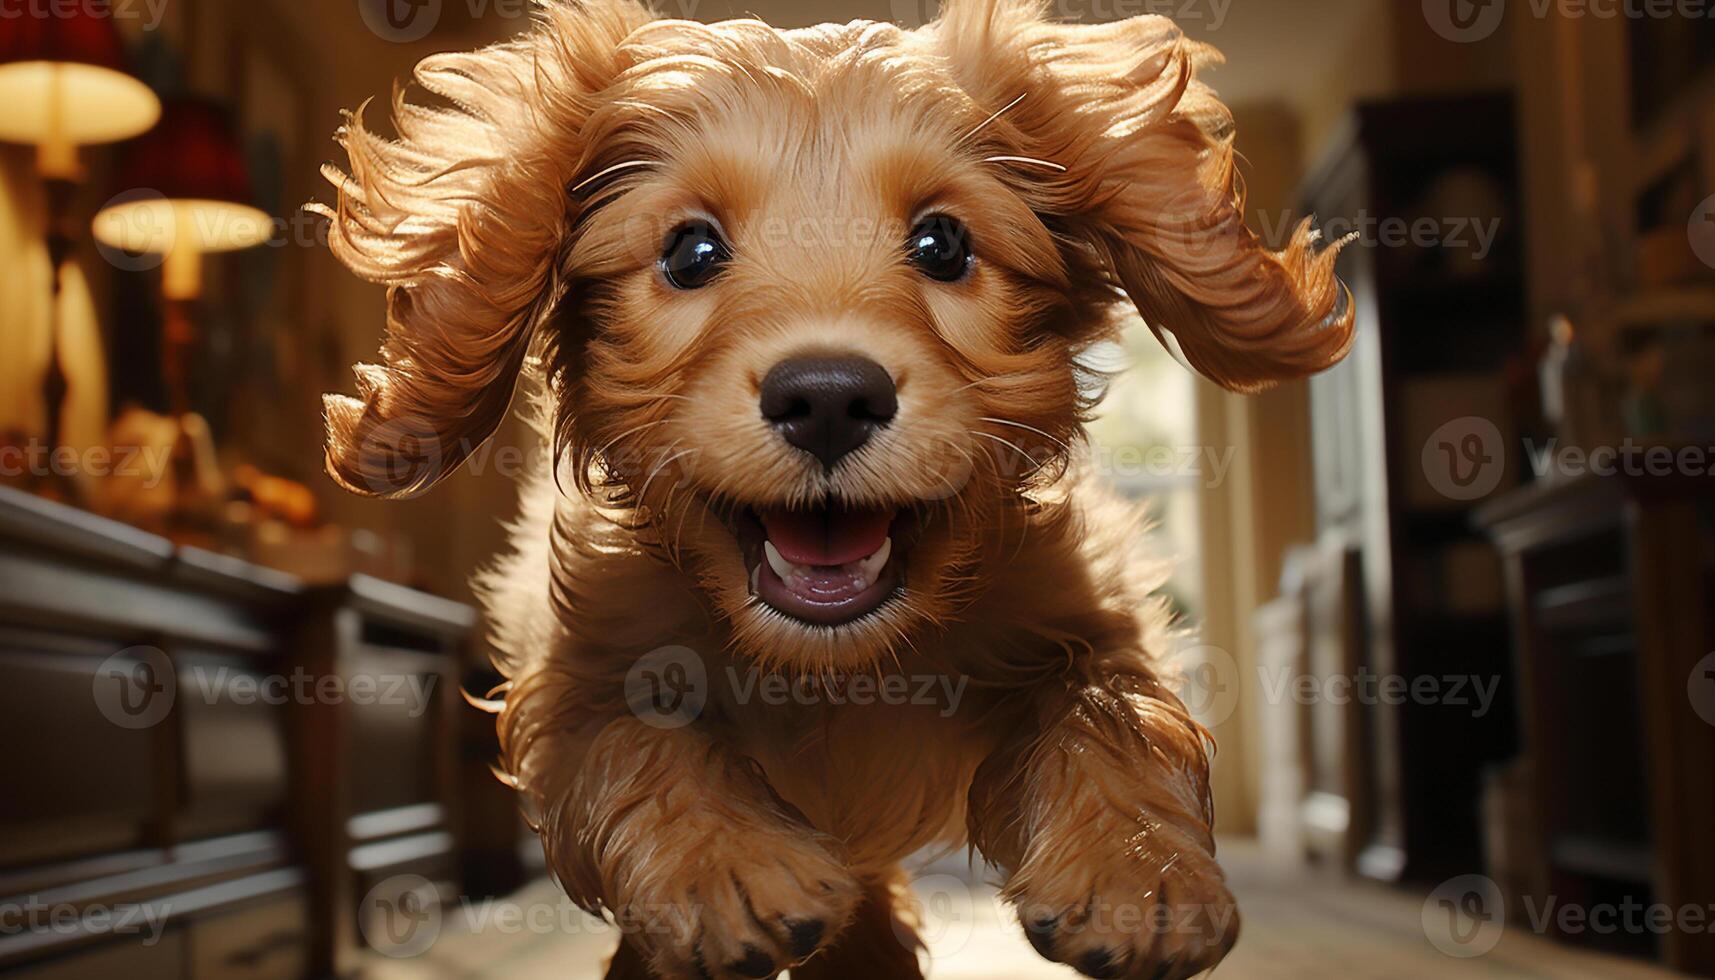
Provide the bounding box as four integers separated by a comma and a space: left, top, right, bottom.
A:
0, 487, 474, 979
298, 576, 474, 976
1300, 94, 1528, 882
1478, 472, 1715, 974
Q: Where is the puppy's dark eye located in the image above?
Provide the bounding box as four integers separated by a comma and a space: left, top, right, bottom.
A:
907, 214, 972, 282
660, 220, 729, 289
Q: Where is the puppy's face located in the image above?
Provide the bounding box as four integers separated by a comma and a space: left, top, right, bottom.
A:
560, 79, 1100, 668
320, 1, 1352, 670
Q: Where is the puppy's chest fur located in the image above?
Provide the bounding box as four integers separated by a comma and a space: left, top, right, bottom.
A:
485, 474, 1160, 872
708, 670, 1008, 872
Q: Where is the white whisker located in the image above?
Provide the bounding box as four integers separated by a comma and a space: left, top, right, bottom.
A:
636, 446, 696, 508
980, 417, 1070, 453
959, 92, 1028, 146
596, 418, 670, 460
983, 155, 1067, 173
570, 159, 660, 193
660, 479, 683, 562
671, 490, 696, 565
971, 431, 1043, 472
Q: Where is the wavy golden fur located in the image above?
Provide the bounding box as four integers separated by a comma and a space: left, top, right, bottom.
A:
316, 1, 1352, 977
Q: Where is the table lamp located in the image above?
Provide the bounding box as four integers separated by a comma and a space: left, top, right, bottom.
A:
92, 98, 272, 417
0, 9, 161, 481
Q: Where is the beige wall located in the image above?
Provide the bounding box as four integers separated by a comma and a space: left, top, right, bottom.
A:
1195, 103, 1319, 835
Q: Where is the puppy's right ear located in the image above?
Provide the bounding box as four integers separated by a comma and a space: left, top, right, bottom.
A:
315, 0, 651, 498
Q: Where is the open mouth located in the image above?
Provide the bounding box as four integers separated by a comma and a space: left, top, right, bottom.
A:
730, 503, 910, 626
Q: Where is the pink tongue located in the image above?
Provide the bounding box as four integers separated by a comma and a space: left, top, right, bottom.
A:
760, 506, 894, 566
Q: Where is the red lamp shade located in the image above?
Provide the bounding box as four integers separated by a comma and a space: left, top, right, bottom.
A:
0, 7, 160, 160
0, 3, 131, 69
113, 98, 256, 206
93, 98, 273, 271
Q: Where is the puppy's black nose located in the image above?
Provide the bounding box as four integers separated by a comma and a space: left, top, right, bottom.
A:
760, 355, 897, 469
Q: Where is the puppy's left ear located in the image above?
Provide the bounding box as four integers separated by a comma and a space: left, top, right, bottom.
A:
932, 2, 1353, 392
315, 0, 651, 497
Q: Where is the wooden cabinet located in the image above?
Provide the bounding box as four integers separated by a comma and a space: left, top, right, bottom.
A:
1478, 473, 1715, 975
1300, 94, 1527, 882
0, 487, 474, 978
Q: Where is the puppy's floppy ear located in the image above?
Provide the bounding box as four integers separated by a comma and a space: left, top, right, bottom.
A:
315, 0, 652, 497
931, 0, 1353, 392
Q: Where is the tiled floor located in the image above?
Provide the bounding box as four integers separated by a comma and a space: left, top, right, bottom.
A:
363, 841, 1683, 979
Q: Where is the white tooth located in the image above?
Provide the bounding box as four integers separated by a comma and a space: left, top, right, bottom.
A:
857, 537, 892, 581
749, 564, 760, 594
763, 541, 798, 582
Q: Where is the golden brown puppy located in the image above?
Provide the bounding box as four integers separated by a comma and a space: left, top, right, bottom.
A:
316, 1, 1351, 977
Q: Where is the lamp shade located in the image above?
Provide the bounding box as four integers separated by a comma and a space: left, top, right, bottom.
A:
0, 8, 160, 151
92, 98, 273, 258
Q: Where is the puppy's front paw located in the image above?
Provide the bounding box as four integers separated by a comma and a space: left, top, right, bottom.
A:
615, 828, 860, 979
1009, 816, 1237, 980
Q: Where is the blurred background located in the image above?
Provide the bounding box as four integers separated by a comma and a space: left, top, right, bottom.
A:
1, 0, 1713, 977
